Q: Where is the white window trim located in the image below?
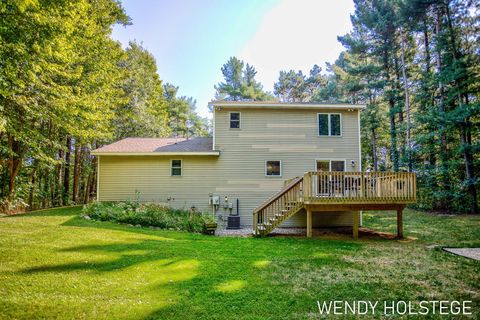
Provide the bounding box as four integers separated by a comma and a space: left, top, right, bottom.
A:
96, 155, 100, 201
265, 160, 282, 177
212, 107, 216, 150
314, 158, 347, 172
317, 113, 342, 137
171, 159, 183, 177
229, 111, 241, 130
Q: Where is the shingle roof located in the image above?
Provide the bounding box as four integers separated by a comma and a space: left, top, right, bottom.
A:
91, 137, 216, 154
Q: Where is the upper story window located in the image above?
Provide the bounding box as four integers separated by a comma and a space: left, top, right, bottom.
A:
230, 112, 240, 129
265, 160, 282, 177
318, 113, 341, 136
171, 159, 182, 176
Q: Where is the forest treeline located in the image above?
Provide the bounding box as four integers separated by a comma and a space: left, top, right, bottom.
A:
0, 0, 208, 212
214, 0, 479, 214
1, 0, 478, 214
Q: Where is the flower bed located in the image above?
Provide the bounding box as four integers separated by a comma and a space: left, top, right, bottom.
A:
82, 201, 215, 233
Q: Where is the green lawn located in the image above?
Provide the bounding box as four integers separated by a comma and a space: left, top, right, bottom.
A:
0, 207, 479, 319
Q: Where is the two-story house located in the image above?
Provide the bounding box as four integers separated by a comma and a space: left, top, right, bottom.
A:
92, 101, 416, 237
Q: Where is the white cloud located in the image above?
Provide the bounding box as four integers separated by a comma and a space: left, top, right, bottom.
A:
238, 0, 354, 93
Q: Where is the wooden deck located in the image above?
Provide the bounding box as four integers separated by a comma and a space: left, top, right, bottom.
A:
303, 171, 416, 204
253, 171, 416, 238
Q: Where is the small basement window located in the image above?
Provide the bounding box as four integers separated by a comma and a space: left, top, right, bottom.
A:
171, 159, 182, 176
318, 113, 342, 136
230, 112, 240, 129
265, 160, 281, 177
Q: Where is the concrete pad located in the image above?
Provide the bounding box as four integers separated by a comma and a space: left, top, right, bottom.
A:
443, 248, 480, 261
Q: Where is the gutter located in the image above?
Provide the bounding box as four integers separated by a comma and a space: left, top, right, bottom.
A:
209, 102, 366, 110
91, 151, 221, 156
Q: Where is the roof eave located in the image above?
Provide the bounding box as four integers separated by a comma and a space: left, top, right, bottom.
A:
91, 151, 220, 156
208, 101, 366, 110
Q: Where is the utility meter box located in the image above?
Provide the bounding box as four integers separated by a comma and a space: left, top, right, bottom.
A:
209, 195, 220, 205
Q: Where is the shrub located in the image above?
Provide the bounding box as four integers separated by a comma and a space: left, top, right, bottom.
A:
82, 201, 215, 233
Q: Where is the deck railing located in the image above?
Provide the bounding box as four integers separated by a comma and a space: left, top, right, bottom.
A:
303, 171, 416, 204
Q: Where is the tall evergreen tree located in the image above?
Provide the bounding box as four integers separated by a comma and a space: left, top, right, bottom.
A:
215, 57, 272, 101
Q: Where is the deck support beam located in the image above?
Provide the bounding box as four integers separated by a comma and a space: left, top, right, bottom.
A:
352, 211, 359, 239
306, 208, 312, 238
397, 207, 404, 239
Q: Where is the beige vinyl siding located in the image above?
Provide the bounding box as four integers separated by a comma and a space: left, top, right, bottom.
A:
99, 107, 361, 227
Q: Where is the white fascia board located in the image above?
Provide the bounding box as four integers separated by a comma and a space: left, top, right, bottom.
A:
209, 102, 366, 110
91, 151, 220, 156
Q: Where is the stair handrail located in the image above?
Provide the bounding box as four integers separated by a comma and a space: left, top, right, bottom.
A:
253, 176, 303, 214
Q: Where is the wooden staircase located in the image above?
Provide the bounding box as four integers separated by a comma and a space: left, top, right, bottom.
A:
253, 176, 304, 236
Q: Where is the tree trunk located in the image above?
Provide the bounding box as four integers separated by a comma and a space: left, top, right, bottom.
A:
382, 39, 399, 172
50, 171, 55, 205
423, 19, 431, 74
28, 166, 37, 210
72, 142, 83, 203
422, 18, 437, 167
460, 122, 478, 214
394, 56, 404, 124
400, 32, 412, 172
7, 135, 25, 199
63, 136, 71, 204
372, 128, 378, 171
435, 6, 451, 210
56, 148, 64, 206
84, 172, 92, 204
42, 169, 50, 208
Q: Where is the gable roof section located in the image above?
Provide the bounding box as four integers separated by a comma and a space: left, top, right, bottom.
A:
209, 101, 366, 110
91, 137, 219, 156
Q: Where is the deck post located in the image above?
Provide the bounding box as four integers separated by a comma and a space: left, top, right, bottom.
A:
352, 210, 359, 239
397, 207, 403, 239
306, 208, 312, 238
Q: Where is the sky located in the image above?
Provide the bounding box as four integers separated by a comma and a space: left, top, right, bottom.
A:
112, 0, 355, 118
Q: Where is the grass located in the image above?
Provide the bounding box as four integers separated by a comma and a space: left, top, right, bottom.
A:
0, 207, 479, 319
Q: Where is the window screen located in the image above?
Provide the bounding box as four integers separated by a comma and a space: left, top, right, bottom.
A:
171, 160, 182, 176
266, 161, 281, 176
230, 112, 240, 129
316, 160, 345, 172
316, 161, 330, 172
331, 160, 345, 172
318, 114, 329, 136
330, 114, 341, 136
318, 113, 341, 136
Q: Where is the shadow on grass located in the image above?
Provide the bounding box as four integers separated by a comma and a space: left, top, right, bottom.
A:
12, 205, 84, 217
17, 206, 365, 319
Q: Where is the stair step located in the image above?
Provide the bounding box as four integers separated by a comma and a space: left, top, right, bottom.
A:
269, 218, 278, 223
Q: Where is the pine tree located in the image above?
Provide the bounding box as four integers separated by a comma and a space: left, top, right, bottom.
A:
215, 57, 272, 101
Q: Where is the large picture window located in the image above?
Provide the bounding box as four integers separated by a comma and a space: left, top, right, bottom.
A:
171, 159, 182, 176
230, 112, 240, 129
318, 113, 342, 136
265, 160, 281, 177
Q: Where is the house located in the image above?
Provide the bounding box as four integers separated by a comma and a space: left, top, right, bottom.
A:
92, 101, 416, 238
